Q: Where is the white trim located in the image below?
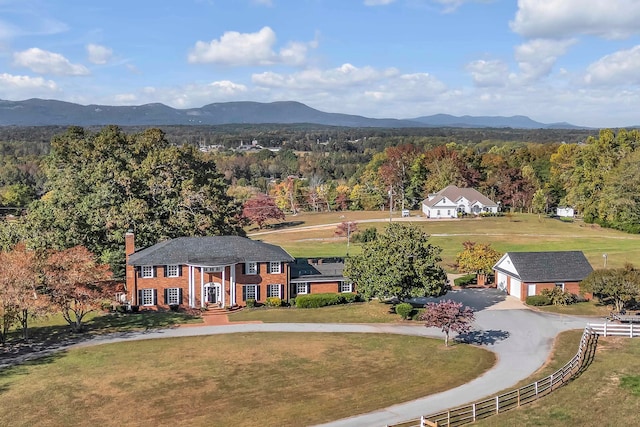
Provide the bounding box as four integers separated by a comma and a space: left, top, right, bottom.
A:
267, 283, 281, 298
296, 282, 308, 295
141, 265, 154, 278
269, 262, 281, 274
246, 261, 258, 275
340, 282, 353, 293
141, 288, 155, 306
167, 287, 180, 305
245, 284, 257, 300
166, 264, 179, 277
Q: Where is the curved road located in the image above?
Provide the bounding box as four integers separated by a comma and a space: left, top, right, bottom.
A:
4, 290, 593, 427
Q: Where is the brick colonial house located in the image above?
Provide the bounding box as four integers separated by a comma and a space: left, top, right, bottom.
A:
493, 251, 593, 301
125, 232, 294, 309
125, 233, 354, 309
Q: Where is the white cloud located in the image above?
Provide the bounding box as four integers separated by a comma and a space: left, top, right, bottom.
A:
13, 47, 89, 76
511, 0, 640, 39
0, 72, 58, 98
514, 38, 576, 82
585, 45, 640, 86
188, 26, 316, 66
363, 0, 396, 5
252, 63, 399, 89
466, 59, 509, 87
87, 43, 113, 65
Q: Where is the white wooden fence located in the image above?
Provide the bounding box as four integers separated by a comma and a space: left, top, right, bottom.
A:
387, 322, 637, 427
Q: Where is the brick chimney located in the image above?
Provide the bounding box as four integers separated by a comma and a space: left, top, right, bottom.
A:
125, 231, 136, 305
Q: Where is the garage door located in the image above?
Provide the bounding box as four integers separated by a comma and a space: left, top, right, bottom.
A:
496, 272, 507, 292
510, 278, 521, 299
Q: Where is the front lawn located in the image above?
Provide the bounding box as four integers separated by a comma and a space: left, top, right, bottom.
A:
229, 300, 400, 323
534, 300, 611, 317
0, 333, 495, 427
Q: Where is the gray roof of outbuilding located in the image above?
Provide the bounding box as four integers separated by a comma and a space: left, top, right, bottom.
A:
496, 251, 593, 283
127, 236, 294, 266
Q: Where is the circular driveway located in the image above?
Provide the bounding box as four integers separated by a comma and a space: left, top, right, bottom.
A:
2, 289, 594, 427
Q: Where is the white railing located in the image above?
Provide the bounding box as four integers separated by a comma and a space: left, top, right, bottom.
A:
388, 324, 609, 427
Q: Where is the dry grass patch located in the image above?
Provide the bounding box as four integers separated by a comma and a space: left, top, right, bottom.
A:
0, 333, 494, 427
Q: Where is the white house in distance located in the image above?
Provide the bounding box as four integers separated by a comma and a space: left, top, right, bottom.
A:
422, 185, 499, 219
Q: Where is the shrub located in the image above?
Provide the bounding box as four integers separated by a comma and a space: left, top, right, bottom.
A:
288, 297, 295, 307
246, 298, 256, 308
454, 274, 476, 287
395, 303, 414, 320
295, 293, 343, 308
169, 304, 180, 312
410, 308, 425, 321
340, 293, 359, 304
526, 295, 551, 306
265, 297, 282, 307
541, 287, 576, 305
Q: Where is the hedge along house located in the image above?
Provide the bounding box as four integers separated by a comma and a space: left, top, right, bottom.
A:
493, 251, 594, 302
289, 258, 354, 297
125, 232, 294, 309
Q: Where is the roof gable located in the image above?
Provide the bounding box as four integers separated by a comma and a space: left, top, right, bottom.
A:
494, 251, 593, 283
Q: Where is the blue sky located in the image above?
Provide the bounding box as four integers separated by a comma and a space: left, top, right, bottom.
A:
1, 0, 639, 127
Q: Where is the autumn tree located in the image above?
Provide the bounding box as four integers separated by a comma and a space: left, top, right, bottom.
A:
0, 243, 46, 341
455, 241, 502, 286
344, 223, 449, 301
44, 246, 113, 332
420, 299, 475, 346
334, 221, 358, 251
23, 126, 244, 277
242, 193, 285, 229
581, 264, 640, 313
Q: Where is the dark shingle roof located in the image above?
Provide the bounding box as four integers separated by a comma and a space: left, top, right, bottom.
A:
128, 236, 294, 266
290, 259, 347, 283
496, 251, 593, 282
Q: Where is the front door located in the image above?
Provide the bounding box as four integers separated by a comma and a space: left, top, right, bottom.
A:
205, 284, 221, 304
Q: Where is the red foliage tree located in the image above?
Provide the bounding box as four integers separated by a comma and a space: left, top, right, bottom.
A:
242, 193, 286, 229
44, 246, 113, 332
420, 299, 475, 346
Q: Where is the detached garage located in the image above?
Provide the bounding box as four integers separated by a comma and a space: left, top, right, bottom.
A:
493, 251, 593, 301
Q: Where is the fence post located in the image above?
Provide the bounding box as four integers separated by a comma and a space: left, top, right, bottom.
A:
517, 388, 520, 406
631, 323, 634, 338
604, 322, 607, 337
550, 374, 554, 391
473, 403, 476, 422
496, 396, 499, 414
420, 415, 425, 427
447, 410, 451, 427
535, 381, 538, 397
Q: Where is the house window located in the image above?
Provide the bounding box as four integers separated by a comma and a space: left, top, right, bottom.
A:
244, 285, 257, 300
166, 265, 179, 278
141, 266, 154, 278
166, 287, 180, 305
340, 282, 353, 293
437, 209, 440, 216
269, 262, 281, 274
140, 288, 156, 306
447, 210, 451, 216
246, 262, 258, 275
555, 283, 565, 291
267, 284, 281, 298
296, 283, 308, 295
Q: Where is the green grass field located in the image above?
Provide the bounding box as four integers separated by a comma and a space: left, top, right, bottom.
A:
0, 333, 494, 427
253, 211, 640, 270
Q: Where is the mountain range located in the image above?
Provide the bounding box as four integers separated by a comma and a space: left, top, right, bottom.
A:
0, 98, 584, 129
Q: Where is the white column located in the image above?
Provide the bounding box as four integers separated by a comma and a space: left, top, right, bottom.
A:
230, 264, 236, 306
200, 267, 204, 308
188, 265, 193, 307
201, 268, 205, 308
222, 266, 226, 308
